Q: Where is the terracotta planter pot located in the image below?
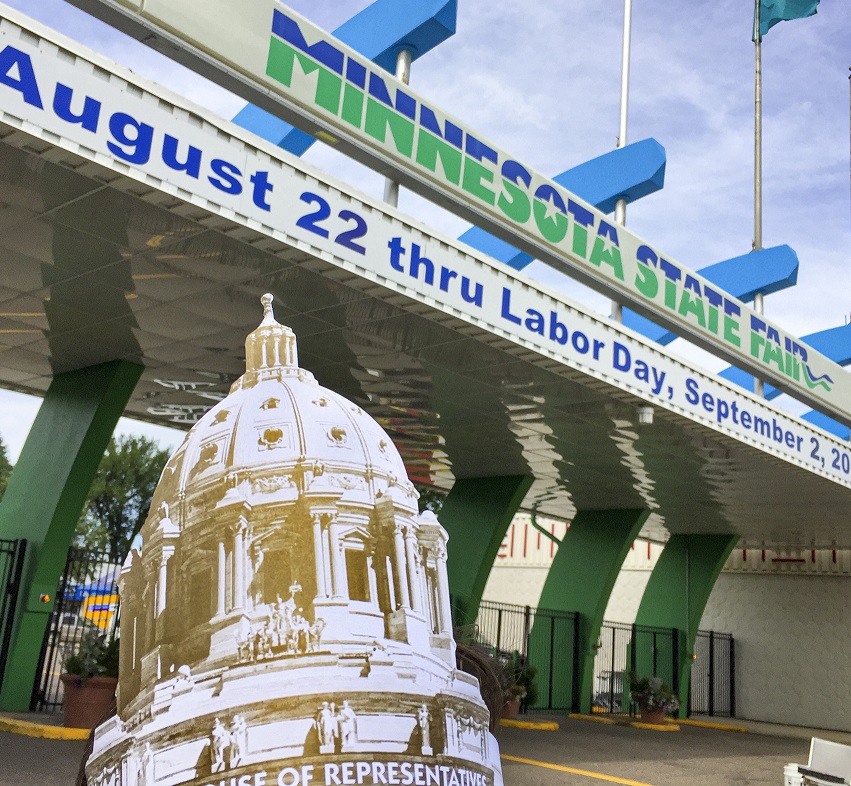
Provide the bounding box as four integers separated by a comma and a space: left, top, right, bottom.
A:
60, 674, 117, 729
501, 698, 521, 720
638, 705, 666, 725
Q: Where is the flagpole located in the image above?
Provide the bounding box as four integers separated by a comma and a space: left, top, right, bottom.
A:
611, 0, 633, 324
383, 49, 412, 207
753, 0, 765, 396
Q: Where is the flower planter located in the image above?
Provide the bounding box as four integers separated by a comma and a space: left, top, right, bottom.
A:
638, 705, 666, 726
501, 699, 520, 720
60, 674, 118, 729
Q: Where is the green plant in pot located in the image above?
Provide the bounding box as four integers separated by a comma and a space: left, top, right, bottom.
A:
61, 630, 119, 729
503, 653, 538, 717
628, 674, 679, 725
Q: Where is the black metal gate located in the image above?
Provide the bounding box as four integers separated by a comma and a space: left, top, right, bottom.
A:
689, 630, 735, 717
31, 546, 121, 712
475, 600, 580, 711
0, 538, 26, 693
592, 621, 679, 714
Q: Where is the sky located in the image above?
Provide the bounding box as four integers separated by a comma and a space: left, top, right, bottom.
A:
0, 0, 848, 461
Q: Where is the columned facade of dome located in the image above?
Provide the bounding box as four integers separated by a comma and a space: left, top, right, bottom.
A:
88, 296, 502, 786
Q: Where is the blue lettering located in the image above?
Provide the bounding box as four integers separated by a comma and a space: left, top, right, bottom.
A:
53, 83, 100, 131
501, 287, 522, 325
613, 342, 631, 371
685, 378, 699, 405
272, 10, 344, 74
162, 134, 201, 178
208, 158, 243, 195
0, 46, 42, 108
107, 112, 153, 164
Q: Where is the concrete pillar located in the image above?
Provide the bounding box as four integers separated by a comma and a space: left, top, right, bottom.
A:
535, 508, 650, 714
312, 515, 328, 598
404, 527, 420, 611
434, 541, 452, 635
635, 533, 739, 717
393, 524, 411, 609
0, 360, 142, 711
438, 475, 533, 625
329, 517, 346, 599
216, 541, 226, 616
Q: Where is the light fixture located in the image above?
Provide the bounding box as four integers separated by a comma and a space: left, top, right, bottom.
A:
636, 406, 654, 425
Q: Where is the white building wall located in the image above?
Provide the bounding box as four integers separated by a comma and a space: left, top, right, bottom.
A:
482, 514, 851, 731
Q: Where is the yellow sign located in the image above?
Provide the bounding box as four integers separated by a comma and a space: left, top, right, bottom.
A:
81, 594, 119, 630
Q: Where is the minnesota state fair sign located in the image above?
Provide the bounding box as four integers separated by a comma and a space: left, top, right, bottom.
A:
60, 0, 851, 426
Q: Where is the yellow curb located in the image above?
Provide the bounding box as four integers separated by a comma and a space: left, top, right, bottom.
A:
569, 713, 680, 732
0, 715, 91, 740
677, 719, 749, 732
499, 718, 559, 731
569, 713, 621, 725
631, 721, 680, 731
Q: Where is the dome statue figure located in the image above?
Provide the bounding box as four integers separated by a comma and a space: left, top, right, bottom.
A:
85, 296, 503, 786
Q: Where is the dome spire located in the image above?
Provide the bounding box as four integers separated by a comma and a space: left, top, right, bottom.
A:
244, 293, 299, 377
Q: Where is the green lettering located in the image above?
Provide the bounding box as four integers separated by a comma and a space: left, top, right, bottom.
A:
707, 306, 719, 335
588, 238, 624, 280
762, 339, 785, 372
267, 38, 341, 115
634, 262, 658, 298
664, 279, 678, 310
341, 83, 364, 128
415, 129, 462, 185
677, 290, 706, 327
364, 98, 414, 158
569, 226, 587, 257
724, 316, 741, 347
497, 178, 531, 224
533, 199, 568, 243
461, 157, 496, 205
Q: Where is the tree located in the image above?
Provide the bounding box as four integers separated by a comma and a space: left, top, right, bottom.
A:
0, 434, 11, 502
75, 435, 171, 563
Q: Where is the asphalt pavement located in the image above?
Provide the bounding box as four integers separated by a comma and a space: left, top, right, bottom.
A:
0, 712, 841, 786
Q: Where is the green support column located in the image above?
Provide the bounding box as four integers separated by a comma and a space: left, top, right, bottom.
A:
536, 509, 649, 713
439, 475, 533, 625
634, 533, 738, 718
0, 360, 142, 710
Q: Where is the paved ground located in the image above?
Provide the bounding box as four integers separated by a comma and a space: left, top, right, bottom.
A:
497, 717, 809, 786
1, 712, 841, 786
0, 729, 86, 785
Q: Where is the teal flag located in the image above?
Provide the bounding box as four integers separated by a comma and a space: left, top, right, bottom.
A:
754, 0, 820, 40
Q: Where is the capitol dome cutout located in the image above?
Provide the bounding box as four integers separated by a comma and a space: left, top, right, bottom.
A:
87, 295, 503, 786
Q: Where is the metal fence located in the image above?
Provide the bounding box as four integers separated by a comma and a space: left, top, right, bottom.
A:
474, 601, 735, 718
31, 546, 121, 712
689, 630, 735, 717
0, 538, 26, 693
474, 600, 580, 711
592, 621, 679, 714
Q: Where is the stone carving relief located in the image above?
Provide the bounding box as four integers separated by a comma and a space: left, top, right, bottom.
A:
315, 700, 358, 754
327, 425, 349, 447
252, 475, 296, 495
258, 425, 288, 450
236, 582, 326, 663
418, 704, 432, 755
210, 714, 248, 774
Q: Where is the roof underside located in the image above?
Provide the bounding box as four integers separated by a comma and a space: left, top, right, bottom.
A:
0, 124, 848, 549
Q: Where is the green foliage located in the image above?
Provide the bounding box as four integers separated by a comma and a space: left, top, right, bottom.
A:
74, 435, 170, 562
629, 673, 680, 713
63, 630, 120, 681
506, 651, 538, 708
0, 433, 12, 502
414, 483, 446, 514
